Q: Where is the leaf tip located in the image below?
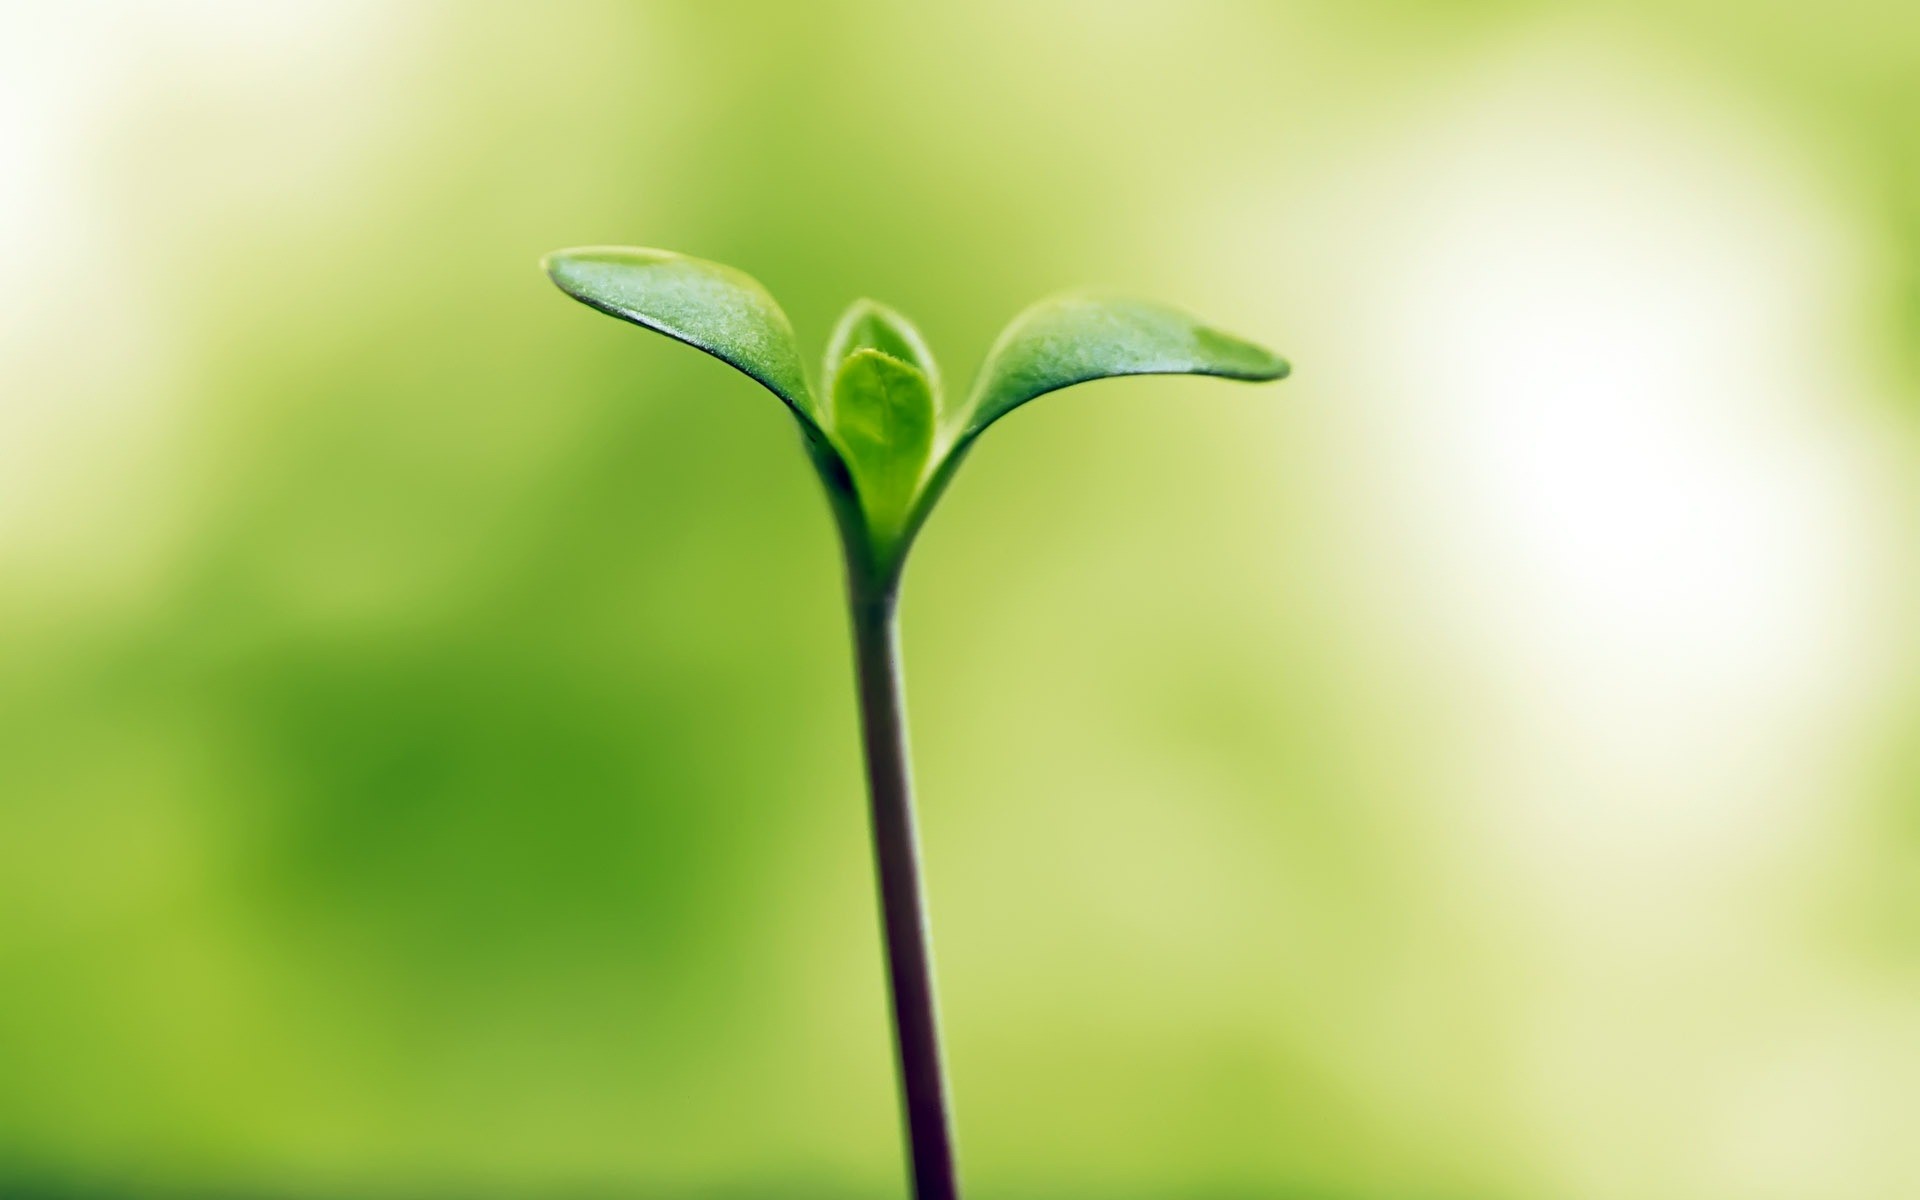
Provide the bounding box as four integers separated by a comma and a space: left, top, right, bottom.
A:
1192, 323, 1291, 382
1250, 347, 1293, 382
541, 245, 681, 291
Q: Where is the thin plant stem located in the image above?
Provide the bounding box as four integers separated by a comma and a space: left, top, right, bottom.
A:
849, 578, 959, 1200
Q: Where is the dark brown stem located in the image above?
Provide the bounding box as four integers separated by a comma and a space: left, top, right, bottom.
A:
849, 580, 959, 1200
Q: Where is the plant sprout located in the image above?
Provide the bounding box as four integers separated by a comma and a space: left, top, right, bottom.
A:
544, 246, 1289, 1200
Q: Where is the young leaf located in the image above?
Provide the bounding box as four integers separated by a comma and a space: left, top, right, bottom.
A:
831, 348, 937, 545
544, 246, 818, 425
960, 293, 1289, 439
824, 299, 943, 407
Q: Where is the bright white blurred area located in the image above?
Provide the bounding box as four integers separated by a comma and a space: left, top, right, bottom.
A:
0, 2, 389, 598
1312, 30, 1918, 1200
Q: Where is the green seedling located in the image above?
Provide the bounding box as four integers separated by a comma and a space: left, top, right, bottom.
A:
543, 246, 1289, 1200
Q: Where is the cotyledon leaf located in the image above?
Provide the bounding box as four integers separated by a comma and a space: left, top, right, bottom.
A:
543, 246, 819, 427
824, 298, 943, 410
831, 348, 937, 544
541, 250, 1291, 582
959, 292, 1289, 440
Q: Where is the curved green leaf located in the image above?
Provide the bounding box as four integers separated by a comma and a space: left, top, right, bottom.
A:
540, 250, 1291, 588
961, 293, 1289, 438
831, 348, 936, 545
544, 246, 817, 424
824, 299, 943, 408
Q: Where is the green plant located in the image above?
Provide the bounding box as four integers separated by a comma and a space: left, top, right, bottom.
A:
543, 246, 1289, 1200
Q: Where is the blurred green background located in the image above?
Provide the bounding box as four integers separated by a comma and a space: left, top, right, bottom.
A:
2, 3, 1916, 1198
